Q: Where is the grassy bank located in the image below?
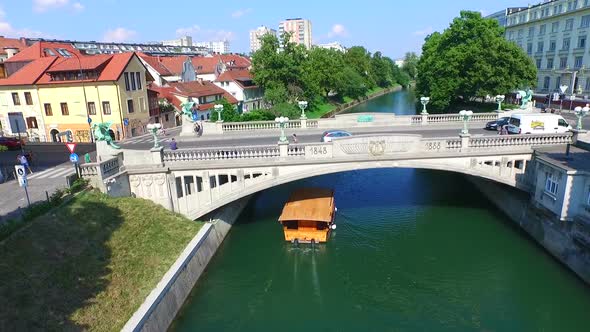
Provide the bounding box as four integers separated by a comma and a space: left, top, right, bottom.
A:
0, 190, 203, 331
307, 86, 395, 119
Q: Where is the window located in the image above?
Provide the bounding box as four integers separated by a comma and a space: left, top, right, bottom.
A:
545, 172, 559, 196
127, 99, 134, 113
60, 102, 69, 115
563, 38, 571, 50
527, 43, 533, 54
579, 36, 587, 48
124, 72, 130, 91
44, 103, 52, 116
560, 57, 568, 68
558, 118, 569, 127
26, 117, 38, 129
102, 101, 111, 115
547, 58, 554, 69
575, 56, 583, 68
130, 72, 136, 90
165, 114, 169, 122
544, 76, 551, 89
537, 41, 544, 52
508, 31, 515, 40
565, 18, 574, 30
139, 97, 145, 111
11, 92, 20, 105
536, 58, 542, 68
550, 40, 556, 51
585, 78, 590, 91
87, 101, 96, 115
556, 76, 561, 89
528, 26, 535, 37
552, 22, 559, 33
518, 29, 524, 38
24, 92, 33, 105
136, 72, 142, 90
582, 15, 590, 28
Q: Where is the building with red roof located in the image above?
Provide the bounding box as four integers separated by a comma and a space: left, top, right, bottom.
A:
0, 41, 155, 142
214, 69, 263, 112
0, 36, 28, 78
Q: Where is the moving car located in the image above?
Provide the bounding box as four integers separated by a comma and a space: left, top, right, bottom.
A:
321, 130, 352, 142
506, 113, 571, 135
0, 137, 23, 150
485, 117, 510, 130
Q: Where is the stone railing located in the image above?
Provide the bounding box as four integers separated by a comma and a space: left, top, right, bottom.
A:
163, 145, 281, 162
469, 133, 572, 149
307, 119, 319, 128
222, 120, 301, 131
79, 155, 121, 188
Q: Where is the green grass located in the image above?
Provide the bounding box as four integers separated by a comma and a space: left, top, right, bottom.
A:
309, 86, 397, 118
0, 190, 203, 331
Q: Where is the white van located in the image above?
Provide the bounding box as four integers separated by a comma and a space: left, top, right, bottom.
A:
506, 113, 571, 134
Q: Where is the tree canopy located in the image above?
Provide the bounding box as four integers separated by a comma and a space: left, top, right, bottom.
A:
416, 11, 537, 111
402, 52, 419, 79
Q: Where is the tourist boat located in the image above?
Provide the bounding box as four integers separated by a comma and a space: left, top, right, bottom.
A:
278, 188, 336, 244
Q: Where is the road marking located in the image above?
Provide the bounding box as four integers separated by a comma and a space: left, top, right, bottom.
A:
28, 167, 72, 180
48, 168, 74, 179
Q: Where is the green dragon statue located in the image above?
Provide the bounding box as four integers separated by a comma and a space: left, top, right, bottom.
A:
517, 88, 533, 109
92, 122, 120, 149
180, 99, 197, 122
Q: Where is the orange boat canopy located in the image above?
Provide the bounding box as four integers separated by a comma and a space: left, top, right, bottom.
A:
278, 188, 335, 223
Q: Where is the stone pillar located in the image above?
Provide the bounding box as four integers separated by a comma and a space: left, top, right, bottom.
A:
202, 171, 212, 204
571, 129, 589, 145
300, 118, 307, 129
96, 140, 121, 162
278, 141, 289, 157
421, 114, 428, 125
460, 133, 471, 151
151, 147, 164, 166
179, 119, 195, 137
236, 169, 245, 189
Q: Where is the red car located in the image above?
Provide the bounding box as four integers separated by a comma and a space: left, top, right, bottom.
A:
0, 137, 24, 150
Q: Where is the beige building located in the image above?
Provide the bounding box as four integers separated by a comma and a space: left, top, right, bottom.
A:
161, 36, 193, 47
278, 18, 312, 49
505, 1, 590, 97
249, 26, 277, 53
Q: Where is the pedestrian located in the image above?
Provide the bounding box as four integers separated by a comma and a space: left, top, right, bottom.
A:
170, 138, 178, 150
194, 122, 201, 134
17, 154, 33, 174
292, 133, 298, 143
84, 153, 91, 163
198, 120, 203, 137
499, 124, 508, 135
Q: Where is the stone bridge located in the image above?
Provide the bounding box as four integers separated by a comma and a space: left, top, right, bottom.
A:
82, 131, 574, 221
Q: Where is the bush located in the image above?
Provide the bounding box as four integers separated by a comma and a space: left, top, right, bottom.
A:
66, 178, 89, 195
0, 146, 7, 152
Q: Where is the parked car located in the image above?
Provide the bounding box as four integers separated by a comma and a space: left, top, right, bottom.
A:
485, 117, 510, 130
506, 113, 571, 135
0, 137, 23, 150
321, 130, 352, 142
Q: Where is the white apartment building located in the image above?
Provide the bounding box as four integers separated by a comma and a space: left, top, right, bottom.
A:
317, 42, 346, 52
161, 36, 193, 47
505, 0, 590, 96
250, 26, 277, 53
278, 18, 312, 49
194, 41, 230, 54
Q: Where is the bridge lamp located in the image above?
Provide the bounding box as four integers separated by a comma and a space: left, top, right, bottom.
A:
275, 116, 289, 143
298, 100, 308, 119
146, 123, 162, 149
574, 104, 590, 130
214, 104, 224, 122
495, 95, 505, 111
459, 110, 473, 135
420, 97, 430, 115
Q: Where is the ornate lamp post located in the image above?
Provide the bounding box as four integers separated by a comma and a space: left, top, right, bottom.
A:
495, 95, 505, 111
420, 97, 430, 115
574, 104, 590, 130
146, 123, 162, 149
275, 116, 289, 143
459, 110, 473, 135
298, 100, 308, 119
214, 104, 223, 122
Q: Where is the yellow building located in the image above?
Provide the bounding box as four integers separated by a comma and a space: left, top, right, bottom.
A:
0, 41, 153, 142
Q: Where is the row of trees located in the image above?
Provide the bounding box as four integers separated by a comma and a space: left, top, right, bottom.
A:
416, 11, 537, 112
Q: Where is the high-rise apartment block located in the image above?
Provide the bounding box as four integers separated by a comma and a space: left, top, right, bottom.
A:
161, 36, 193, 47
278, 18, 312, 49
194, 40, 231, 54
504, 0, 590, 96
249, 26, 277, 53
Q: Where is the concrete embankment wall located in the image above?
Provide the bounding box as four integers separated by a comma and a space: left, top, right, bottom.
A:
468, 177, 590, 284
122, 195, 252, 332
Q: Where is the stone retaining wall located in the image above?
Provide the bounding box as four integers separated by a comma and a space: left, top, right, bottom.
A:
321, 85, 403, 118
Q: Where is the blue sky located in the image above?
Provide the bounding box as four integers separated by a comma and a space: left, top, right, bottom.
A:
1, 0, 521, 58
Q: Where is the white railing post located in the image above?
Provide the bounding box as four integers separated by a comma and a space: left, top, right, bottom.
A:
460, 133, 471, 151
300, 117, 307, 129
421, 113, 428, 125
151, 146, 164, 166
279, 141, 289, 157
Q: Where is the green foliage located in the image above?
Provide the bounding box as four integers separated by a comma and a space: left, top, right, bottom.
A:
0, 145, 7, 152
210, 98, 240, 122
402, 52, 419, 79
240, 110, 276, 121
416, 11, 537, 112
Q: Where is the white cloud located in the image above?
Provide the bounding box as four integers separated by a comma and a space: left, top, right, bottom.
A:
413, 27, 434, 36
231, 8, 252, 18
102, 27, 137, 42
33, 0, 84, 13
0, 6, 47, 37
327, 24, 347, 38
175, 25, 235, 41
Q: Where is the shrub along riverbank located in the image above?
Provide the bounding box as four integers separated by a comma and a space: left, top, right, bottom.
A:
0, 190, 203, 331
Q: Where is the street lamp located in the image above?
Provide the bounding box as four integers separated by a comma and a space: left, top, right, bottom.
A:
275, 116, 289, 143
495, 95, 505, 111
298, 100, 308, 119
420, 97, 430, 115
71, 51, 93, 142
214, 104, 223, 122
459, 110, 473, 135
146, 123, 162, 149
559, 84, 569, 111
574, 104, 590, 130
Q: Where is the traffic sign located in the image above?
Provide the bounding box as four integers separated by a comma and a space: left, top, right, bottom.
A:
15, 165, 27, 187
88, 117, 92, 124
66, 142, 76, 154
553, 93, 560, 101
69, 153, 79, 163
123, 118, 129, 126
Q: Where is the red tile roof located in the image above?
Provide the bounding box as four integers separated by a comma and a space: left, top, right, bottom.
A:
138, 53, 251, 77
0, 37, 27, 56
46, 54, 112, 72
0, 57, 57, 86
5, 41, 82, 62
151, 81, 238, 109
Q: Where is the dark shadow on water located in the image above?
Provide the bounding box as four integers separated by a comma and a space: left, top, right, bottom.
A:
0, 198, 123, 331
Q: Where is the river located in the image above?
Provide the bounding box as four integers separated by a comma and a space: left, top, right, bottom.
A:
171, 90, 590, 332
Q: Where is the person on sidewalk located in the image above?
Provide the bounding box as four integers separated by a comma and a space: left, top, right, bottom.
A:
170, 138, 178, 150
84, 153, 91, 163
17, 154, 33, 174
292, 133, 298, 143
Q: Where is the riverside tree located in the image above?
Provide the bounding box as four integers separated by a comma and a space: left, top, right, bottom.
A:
416, 11, 537, 111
